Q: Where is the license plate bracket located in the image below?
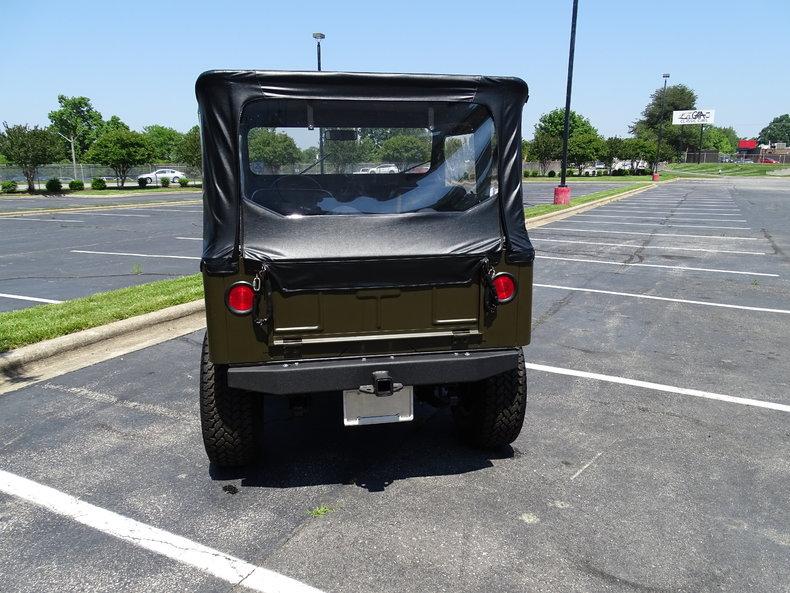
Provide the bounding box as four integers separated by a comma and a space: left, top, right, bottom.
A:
342, 386, 414, 426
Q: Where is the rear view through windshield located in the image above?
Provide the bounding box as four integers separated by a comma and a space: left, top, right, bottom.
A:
240, 100, 497, 216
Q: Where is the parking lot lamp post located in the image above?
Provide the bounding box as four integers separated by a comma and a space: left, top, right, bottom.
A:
313, 32, 326, 174
554, 0, 579, 206
653, 73, 670, 181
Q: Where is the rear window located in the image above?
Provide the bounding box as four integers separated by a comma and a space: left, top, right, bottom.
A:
239, 99, 497, 216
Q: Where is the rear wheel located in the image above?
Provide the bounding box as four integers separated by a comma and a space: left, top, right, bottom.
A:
199, 332, 261, 466
145, 177, 152, 184
451, 349, 526, 448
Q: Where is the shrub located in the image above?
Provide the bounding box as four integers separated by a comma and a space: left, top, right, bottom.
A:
91, 177, 107, 190
45, 178, 62, 192
567, 170, 575, 177
547, 170, 556, 177
1, 180, 18, 193
138, 177, 148, 188
530, 170, 539, 177
178, 177, 189, 187
601, 169, 609, 176
160, 177, 170, 187
69, 179, 84, 190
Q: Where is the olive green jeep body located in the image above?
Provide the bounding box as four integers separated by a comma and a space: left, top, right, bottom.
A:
196, 70, 534, 466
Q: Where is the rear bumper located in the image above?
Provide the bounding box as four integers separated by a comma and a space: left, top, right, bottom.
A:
226, 348, 520, 395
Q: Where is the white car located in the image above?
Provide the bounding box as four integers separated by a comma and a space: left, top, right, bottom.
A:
368, 164, 398, 174
137, 169, 186, 184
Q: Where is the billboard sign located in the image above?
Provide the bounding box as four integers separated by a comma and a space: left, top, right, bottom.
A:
672, 109, 715, 125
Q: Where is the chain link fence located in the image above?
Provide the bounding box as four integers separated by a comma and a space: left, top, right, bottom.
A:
683, 152, 790, 164
0, 163, 203, 186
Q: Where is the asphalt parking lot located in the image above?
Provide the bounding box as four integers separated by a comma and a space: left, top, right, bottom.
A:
1, 178, 789, 592
0, 193, 201, 311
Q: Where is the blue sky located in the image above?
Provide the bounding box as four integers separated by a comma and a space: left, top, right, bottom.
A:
1, 0, 786, 139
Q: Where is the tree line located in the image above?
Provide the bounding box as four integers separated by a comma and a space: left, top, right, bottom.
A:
0, 95, 201, 192
523, 83, 787, 175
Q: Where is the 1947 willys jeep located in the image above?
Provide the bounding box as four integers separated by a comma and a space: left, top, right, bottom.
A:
196, 70, 534, 466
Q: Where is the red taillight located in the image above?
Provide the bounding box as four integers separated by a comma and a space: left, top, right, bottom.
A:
492, 273, 517, 303
226, 283, 255, 315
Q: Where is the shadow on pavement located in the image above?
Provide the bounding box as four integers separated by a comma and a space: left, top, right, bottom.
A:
209, 393, 515, 492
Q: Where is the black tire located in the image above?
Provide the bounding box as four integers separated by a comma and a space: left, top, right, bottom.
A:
145, 177, 152, 184
172, 176, 179, 183
451, 349, 527, 448
199, 332, 261, 466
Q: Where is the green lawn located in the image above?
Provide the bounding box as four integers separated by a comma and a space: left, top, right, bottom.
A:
2, 185, 202, 198
666, 163, 788, 177
524, 183, 649, 219
0, 275, 203, 352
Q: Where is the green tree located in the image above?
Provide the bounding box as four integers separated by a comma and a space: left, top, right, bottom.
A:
300, 146, 319, 163
602, 136, 624, 169
620, 137, 654, 171
631, 84, 699, 157
324, 135, 375, 173
360, 128, 427, 148
174, 125, 202, 172
248, 128, 301, 173
142, 125, 183, 162
378, 134, 431, 170
86, 129, 152, 187
47, 95, 105, 160
758, 114, 790, 145
568, 129, 605, 173
0, 123, 64, 192
535, 108, 598, 140
531, 130, 561, 174
521, 139, 531, 162
703, 126, 738, 153
100, 115, 130, 135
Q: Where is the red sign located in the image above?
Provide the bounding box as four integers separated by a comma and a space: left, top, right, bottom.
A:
738, 139, 758, 150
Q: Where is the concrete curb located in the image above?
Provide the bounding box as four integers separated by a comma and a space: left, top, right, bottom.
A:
0, 301, 206, 393
526, 180, 674, 229
0, 198, 202, 218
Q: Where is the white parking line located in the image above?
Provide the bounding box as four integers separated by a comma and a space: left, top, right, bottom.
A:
125, 208, 202, 213
532, 238, 765, 255
71, 250, 200, 260
0, 292, 63, 304
0, 469, 324, 593
601, 209, 741, 216
0, 217, 84, 223
175, 236, 202, 241
558, 220, 750, 230
576, 214, 748, 222
525, 363, 790, 413
534, 283, 790, 314
532, 227, 759, 240
534, 255, 777, 276
606, 206, 740, 211
75, 212, 151, 218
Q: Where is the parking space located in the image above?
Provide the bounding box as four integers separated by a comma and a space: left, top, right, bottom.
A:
0, 199, 201, 311
522, 181, 631, 205
1, 179, 789, 592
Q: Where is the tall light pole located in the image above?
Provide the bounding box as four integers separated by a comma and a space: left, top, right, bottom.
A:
554, 0, 579, 206
313, 32, 325, 173
653, 73, 670, 181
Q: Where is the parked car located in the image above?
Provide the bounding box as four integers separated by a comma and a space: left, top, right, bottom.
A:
758, 157, 779, 164
369, 164, 399, 174
137, 169, 186, 184
353, 167, 372, 174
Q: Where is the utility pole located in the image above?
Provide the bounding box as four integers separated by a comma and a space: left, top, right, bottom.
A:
653, 73, 669, 181
313, 32, 325, 174
554, 0, 579, 206
57, 132, 78, 181
698, 124, 705, 163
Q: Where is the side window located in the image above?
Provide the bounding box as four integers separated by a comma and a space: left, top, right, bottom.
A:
444, 134, 474, 184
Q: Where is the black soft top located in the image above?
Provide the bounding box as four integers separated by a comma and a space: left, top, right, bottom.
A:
196, 70, 533, 290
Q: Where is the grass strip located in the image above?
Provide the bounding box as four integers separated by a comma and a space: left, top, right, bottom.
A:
666, 163, 787, 177
0, 274, 203, 352
524, 183, 649, 219
523, 174, 680, 182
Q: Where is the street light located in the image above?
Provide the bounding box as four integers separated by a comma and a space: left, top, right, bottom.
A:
313, 32, 325, 173
313, 32, 325, 72
554, 0, 579, 206
653, 73, 670, 181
